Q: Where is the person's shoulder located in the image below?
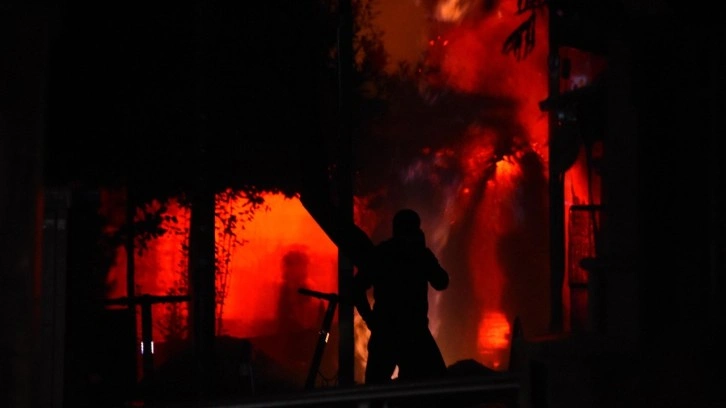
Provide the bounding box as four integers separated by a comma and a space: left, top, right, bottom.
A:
373, 238, 397, 255
375, 238, 395, 248
378, 238, 401, 249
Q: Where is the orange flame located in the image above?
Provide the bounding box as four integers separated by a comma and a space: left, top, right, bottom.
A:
104, 192, 339, 374
477, 311, 511, 369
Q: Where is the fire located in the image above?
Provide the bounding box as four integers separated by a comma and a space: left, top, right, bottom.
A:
102, 0, 558, 384
366, 0, 550, 372
477, 311, 511, 369
220, 193, 338, 337
425, 1, 550, 154
105, 198, 191, 302
435, 0, 473, 22
104, 192, 338, 373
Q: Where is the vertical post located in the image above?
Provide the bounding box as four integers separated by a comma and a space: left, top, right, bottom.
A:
547, 4, 565, 332
305, 297, 339, 390
337, 0, 355, 387
190, 0, 217, 398
39, 188, 70, 408
0, 7, 50, 408
140, 298, 155, 379
125, 184, 138, 384
188, 172, 216, 399
126, 188, 135, 302
708, 13, 726, 355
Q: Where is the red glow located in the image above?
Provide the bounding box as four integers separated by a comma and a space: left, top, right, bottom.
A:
221, 193, 337, 337
420, 2, 549, 157
436, 2, 548, 369
104, 192, 338, 375
562, 46, 607, 331
468, 157, 523, 312
368, 0, 550, 372
103, 0, 555, 382
477, 311, 511, 369
564, 142, 603, 331
560, 46, 608, 92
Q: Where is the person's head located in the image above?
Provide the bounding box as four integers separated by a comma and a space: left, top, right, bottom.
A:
282, 249, 309, 284
392, 208, 421, 238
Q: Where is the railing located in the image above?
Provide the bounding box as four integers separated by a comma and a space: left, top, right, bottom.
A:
204, 374, 522, 408
105, 294, 191, 380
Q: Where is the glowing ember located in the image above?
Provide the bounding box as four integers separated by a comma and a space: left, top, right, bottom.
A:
436, 0, 471, 22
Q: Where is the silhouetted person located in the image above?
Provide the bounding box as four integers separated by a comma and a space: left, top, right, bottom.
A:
353, 209, 449, 384
276, 250, 325, 387
279, 250, 323, 333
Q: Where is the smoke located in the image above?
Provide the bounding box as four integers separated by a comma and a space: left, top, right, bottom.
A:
355, 0, 550, 369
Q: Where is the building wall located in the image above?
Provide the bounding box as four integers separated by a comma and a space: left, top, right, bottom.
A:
0, 5, 53, 408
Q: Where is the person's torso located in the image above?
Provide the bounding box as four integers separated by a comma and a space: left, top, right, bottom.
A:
370, 239, 432, 328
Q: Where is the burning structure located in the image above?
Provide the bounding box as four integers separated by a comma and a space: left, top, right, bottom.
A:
95, 0, 558, 390
66, 0, 608, 400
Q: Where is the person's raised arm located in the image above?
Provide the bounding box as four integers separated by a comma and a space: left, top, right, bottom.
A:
423, 248, 449, 290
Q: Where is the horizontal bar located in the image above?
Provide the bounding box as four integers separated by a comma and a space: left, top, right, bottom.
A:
211, 375, 521, 407
298, 287, 339, 302
569, 204, 603, 212
105, 294, 190, 306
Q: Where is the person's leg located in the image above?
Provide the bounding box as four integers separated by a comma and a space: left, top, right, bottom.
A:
394, 331, 447, 408
364, 332, 397, 385
397, 329, 446, 381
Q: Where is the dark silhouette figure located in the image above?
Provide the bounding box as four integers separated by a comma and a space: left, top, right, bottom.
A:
274, 250, 325, 388
353, 209, 449, 384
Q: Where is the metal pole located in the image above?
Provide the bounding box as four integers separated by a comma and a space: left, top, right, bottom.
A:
305, 297, 339, 390
126, 188, 136, 304
125, 184, 138, 386
336, 0, 355, 387
547, 2, 565, 332
140, 299, 154, 379
191, 0, 216, 397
